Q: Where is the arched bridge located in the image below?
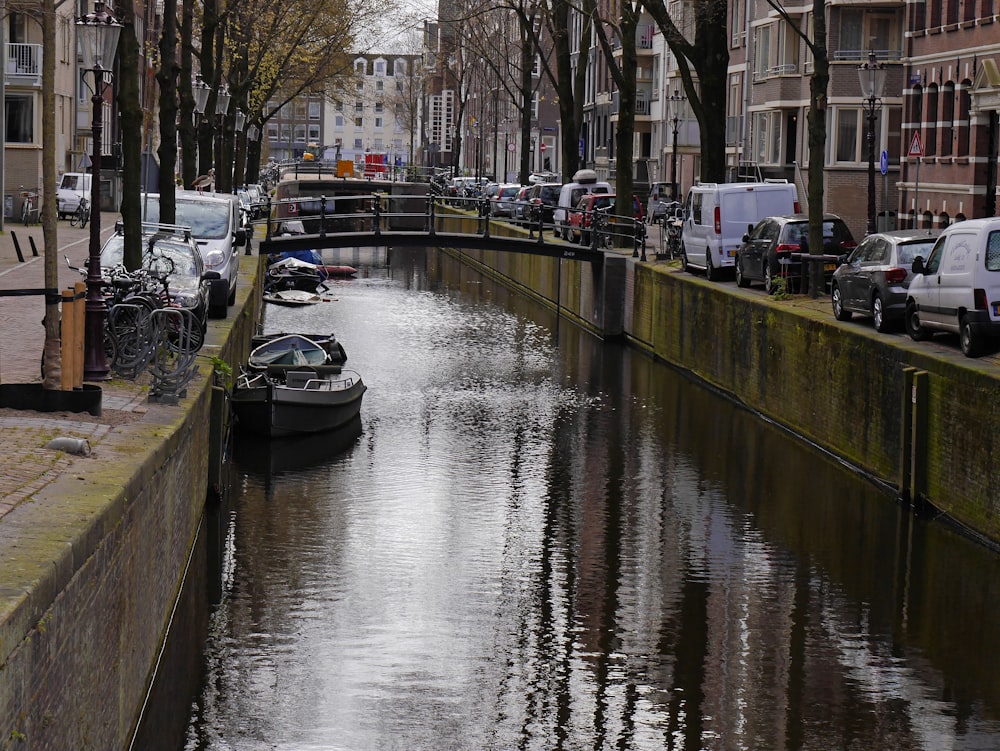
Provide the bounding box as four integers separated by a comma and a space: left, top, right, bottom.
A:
256, 194, 650, 264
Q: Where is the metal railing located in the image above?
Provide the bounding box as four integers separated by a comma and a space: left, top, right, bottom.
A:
6, 43, 40, 78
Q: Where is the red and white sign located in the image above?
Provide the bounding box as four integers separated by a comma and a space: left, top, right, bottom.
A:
907, 130, 924, 158
540, 143, 547, 152
507, 142, 516, 153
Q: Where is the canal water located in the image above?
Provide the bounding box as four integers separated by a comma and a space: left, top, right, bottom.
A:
182, 247, 1000, 750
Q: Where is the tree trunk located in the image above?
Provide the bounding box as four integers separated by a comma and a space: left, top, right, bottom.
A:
157, 0, 179, 222
807, 0, 829, 298
41, 0, 59, 388
179, 0, 197, 187
118, 2, 144, 271
550, 0, 579, 179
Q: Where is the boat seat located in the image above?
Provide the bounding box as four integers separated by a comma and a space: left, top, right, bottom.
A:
267, 363, 342, 378
284, 368, 319, 389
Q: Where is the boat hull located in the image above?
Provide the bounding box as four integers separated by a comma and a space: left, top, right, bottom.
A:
233, 375, 366, 438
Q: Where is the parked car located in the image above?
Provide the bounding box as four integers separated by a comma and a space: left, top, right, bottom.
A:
140, 190, 246, 318
511, 186, 532, 225
554, 169, 611, 240
56, 172, 92, 219
734, 214, 856, 295
905, 217, 1000, 357
567, 193, 645, 245
491, 184, 523, 217
647, 181, 674, 223
831, 228, 940, 332
567, 193, 614, 244
100, 226, 212, 329
682, 181, 800, 281
525, 181, 563, 226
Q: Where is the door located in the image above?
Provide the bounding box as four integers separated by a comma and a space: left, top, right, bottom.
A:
936, 231, 978, 331
744, 219, 776, 280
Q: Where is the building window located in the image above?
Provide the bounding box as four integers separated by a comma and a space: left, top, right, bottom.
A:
374, 138, 383, 150
925, 84, 938, 157
335, 115, 344, 128
267, 123, 279, 141
375, 102, 384, 114
731, 0, 746, 47
355, 101, 363, 112
5, 93, 34, 143
838, 10, 899, 59
753, 111, 782, 164
309, 100, 321, 120
293, 125, 306, 143
374, 59, 386, 76
940, 82, 955, 157
354, 138, 363, 149
355, 116, 363, 127
958, 81, 972, 157
308, 124, 320, 141
834, 108, 859, 162
754, 25, 771, 79
376, 80, 384, 92
356, 81, 364, 91
375, 117, 383, 129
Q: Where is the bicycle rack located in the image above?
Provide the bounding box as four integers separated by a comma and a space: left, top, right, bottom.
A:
148, 308, 199, 403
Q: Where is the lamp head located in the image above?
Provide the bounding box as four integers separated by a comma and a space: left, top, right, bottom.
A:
76, 1, 123, 74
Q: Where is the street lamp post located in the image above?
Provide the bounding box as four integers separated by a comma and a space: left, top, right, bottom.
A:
214, 84, 231, 192
858, 50, 886, 236
666, 89, 686, 202
233, 109, 246, 192
76, 1, 122, 382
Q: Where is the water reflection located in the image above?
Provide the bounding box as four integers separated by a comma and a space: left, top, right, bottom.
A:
184, 247, 1000, 750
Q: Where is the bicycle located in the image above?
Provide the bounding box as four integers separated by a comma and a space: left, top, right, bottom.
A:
20, 189, 39, 226
70, 197, 91, 228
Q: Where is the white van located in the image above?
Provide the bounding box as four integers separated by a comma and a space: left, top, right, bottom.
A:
57, 173, 92, 219
139, 190, 246, 318
554, 169, 611, 240
905, 217, 1000, 356
681, 181, 799, 280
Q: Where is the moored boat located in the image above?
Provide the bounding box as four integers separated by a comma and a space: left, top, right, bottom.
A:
233, 334, 366, 438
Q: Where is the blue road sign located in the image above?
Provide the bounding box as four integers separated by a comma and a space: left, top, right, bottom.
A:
880, 150, 889, 175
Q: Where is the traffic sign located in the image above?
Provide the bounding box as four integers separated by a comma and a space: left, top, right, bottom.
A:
880, 149, 889, 175
507, 142, 516, 153
907, 130, 924, 158
540, 142, 547, 152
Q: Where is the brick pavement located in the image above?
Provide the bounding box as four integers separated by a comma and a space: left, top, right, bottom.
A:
0, 217, 151, 521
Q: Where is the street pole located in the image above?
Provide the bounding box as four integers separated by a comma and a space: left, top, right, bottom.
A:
858, 50, 885, 237
667, 90, 686, 201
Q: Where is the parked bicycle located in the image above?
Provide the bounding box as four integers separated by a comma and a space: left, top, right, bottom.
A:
20, 189, 39, 226
70, 197, 91, 228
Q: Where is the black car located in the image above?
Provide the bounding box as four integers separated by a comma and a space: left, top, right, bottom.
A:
525, 181, 563, 226
735, 214, 857, 295
831, 228, 940, 332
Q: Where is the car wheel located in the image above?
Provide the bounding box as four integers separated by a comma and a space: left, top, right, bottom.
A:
832, 284, 852, 321
735, 257, 750, 288
905, 300, 928, 341
960, 315, 982, 357
764, 261, 775, 295
705, 252, 719, 282
228, 282, 237, 306
871, 293, 889, 332
681, 246, 690, 273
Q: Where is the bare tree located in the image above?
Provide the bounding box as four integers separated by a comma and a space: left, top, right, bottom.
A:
642, 0, 729, 183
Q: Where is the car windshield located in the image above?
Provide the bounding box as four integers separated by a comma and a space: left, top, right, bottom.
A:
142, 198, 231, 239
101, 236, 202, 286
897, 239, 937, 265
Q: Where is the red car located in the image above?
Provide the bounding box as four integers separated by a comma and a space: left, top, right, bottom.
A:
567, 193, 645, 244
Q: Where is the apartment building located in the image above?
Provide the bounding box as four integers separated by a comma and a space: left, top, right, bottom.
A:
3, 4, 106, 221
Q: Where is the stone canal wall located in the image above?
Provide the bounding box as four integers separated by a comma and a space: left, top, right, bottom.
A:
0, 260, 262, 750
437, 219, 1000, 547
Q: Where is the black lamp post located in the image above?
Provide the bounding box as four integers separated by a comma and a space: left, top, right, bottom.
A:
76, 1, 122, 382
666, 89, 686, 202
858, 50, 886, 236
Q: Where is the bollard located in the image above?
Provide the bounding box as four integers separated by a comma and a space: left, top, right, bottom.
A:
74, 281, 86, 389
60, 288, 75, 390
11, 231, 24, 262
28, 236, 40, 257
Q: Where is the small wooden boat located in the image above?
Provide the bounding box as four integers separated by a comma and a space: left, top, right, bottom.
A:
233, 334, 366, 438
263, 289, 324, 306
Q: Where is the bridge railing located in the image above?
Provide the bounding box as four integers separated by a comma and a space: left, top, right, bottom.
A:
263, 193, 649, 258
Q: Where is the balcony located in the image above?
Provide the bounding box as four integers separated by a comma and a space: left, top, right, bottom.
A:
6, 43, 41, 86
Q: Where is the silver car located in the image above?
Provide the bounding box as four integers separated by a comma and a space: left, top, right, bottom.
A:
831, 228, 940, 333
